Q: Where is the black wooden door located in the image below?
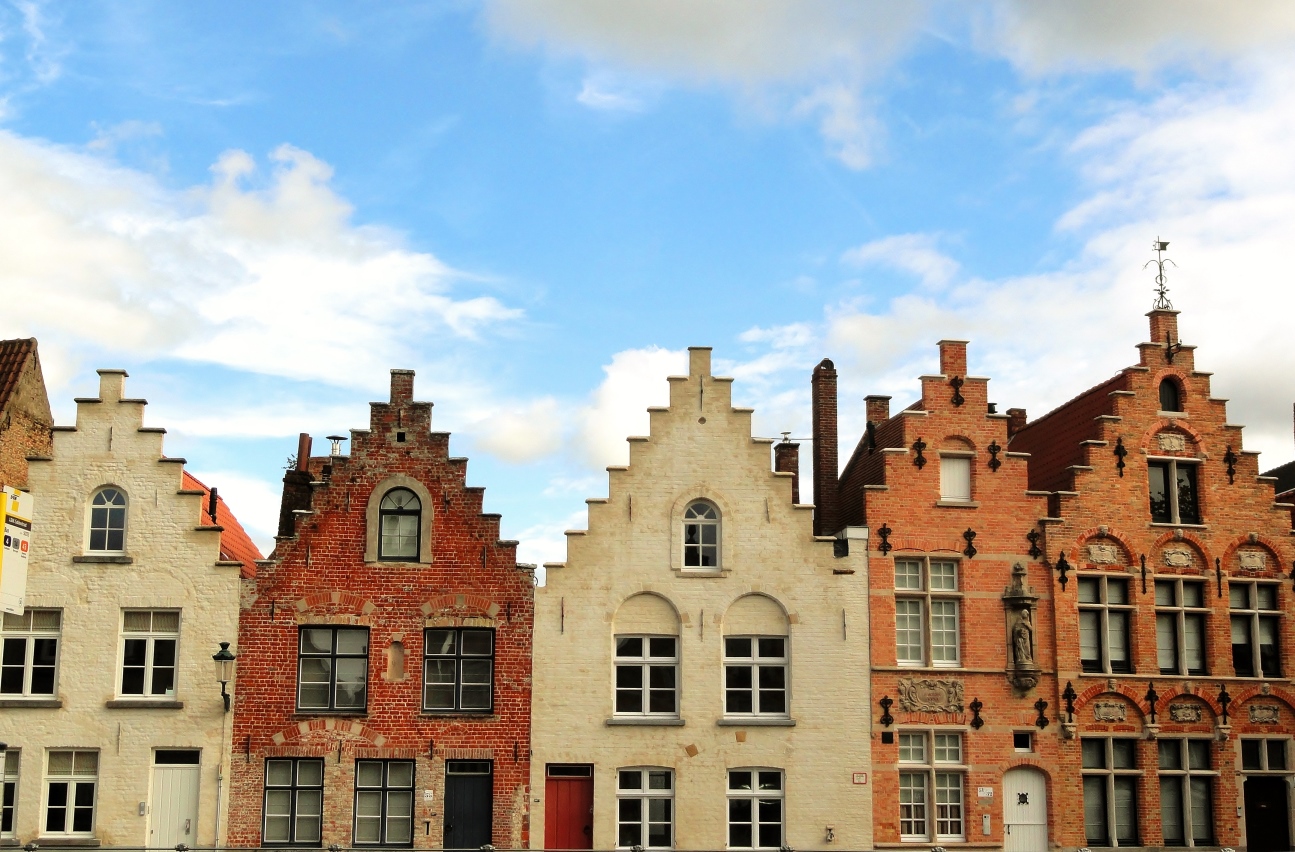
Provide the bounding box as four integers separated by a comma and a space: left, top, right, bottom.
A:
444, 761, 493, 849
1245, 777, 1291, 852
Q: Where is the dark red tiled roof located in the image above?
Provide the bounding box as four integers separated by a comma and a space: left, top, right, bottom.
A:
1010, 371, 1129, 492
0, 338, 36, 412
183, 470, 263, 578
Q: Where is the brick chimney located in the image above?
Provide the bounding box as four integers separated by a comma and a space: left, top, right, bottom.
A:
277, 433, 314, 539
811, 359, 839, 536
865, 395, 891, 425
774, 439, 800, 504
1007, 408, 1028, 439
390, 369, 415, 404
938, 340, 968, 377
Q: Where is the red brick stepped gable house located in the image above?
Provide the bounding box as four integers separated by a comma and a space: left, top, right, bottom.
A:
1011, 308, 1295, 851
227, 370, 534, 850
0, 337, 53, 490
817, 342, 1058, 850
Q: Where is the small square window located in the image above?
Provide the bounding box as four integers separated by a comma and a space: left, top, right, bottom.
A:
1013, 732, 1033, 752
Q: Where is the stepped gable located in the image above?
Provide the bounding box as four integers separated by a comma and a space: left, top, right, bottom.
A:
182, 470, 263, 577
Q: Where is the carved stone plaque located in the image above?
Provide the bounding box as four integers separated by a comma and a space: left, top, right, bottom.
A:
1163, 549, 1194, 568
1093, 701, 1127, 723
897, 677, 964, 713
1169, 703, 1203, 723
1087, 544, 1121, 565
1158, 433, 1187, 452
1250, 705, 1281, 725
1238, 551, 1267, 571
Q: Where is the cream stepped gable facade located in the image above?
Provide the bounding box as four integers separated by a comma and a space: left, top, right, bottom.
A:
530, 348, 872, 851
0, 370, 260, 848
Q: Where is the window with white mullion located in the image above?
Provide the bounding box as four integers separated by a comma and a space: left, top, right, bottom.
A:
1155, 579, 1207, 675
898, 731, 965, 843
723, 636, 788, 717
1158, 738, 1216, 846
43, 750, 98, 837
120, 610, 179, 698
1, 609, 60, 697
1079, 576, 1132, 674
895, 558, 960, 668
617, 768, 672, 849
614, 635, 678, 716
727, 769, 783, 849
1, 750, 18, 839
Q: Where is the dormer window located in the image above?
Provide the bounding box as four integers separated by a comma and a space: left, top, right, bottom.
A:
939, 456, 972, 502
378, 489, 421, 560
88, 488, 126, 552
683, 502, 719, 568
1159, 379, 1182, 412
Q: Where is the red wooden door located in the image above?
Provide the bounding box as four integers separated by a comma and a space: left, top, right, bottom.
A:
545, 771, 594, 849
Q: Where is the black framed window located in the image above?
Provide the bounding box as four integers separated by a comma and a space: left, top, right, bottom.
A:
263, 758, 323, 846
423, 628, 493, 712
1149, 460, 1200, 524
298, 627, 369, 711
88, 488, 126, 552
354, 760, 414, 846
378, 489, 420, 560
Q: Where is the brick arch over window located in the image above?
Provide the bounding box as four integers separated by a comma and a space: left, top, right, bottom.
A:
267, 718, 387, 748
1154, 689, 1221, 724
1138, 419, 1205, 452
1220, 534, 1286, 576
1151, 530, 1211, 571
363, 475, 434, 564
1072, 686, 1150, 726
1074, 527, 1136, 568
420, 594, 502, 620
293, 590, 376, 616
722, 593, 789, 636
1155, 370, 1187, 412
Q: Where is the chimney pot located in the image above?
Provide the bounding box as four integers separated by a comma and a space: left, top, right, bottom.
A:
1007, 408, 1028, 438
865, 395, 891, 425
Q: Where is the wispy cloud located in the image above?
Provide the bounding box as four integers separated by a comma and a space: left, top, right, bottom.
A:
576, 78, 643, 111
841, 233, 959, 289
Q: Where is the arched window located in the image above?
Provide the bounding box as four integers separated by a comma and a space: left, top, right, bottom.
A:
683, 501, 719, 568
378, 489, 421, 560
88, 488, 127, 552
1159, 378, 1182, 412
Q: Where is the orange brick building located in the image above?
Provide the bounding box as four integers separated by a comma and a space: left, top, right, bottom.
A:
0, 338, 52, 491
227, 370, 534, 849
1011, 308, 1295, 851
817, 342, 1058, 850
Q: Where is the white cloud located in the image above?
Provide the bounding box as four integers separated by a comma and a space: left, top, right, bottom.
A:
575, 346, 686, 467
576, 78, 643, 111
792, 84, 878, 170
841, 233, 959, 289
473, 397, 565, 463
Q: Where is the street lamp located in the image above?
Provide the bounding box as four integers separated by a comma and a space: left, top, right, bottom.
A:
212, 642, 236, 712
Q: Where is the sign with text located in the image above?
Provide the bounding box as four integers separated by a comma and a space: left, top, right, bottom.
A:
1, 486, 34, 615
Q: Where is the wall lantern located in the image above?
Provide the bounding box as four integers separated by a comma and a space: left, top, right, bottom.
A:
213, 641, 237, 712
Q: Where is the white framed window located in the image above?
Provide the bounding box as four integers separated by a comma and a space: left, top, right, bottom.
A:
617, 767, 673, 849
87, 487, 126, 552
1, 609, 60, 697
614, 635, 677, 716
378, 489, 421, 561
1078, 575, 1132, 674
1230, 582, 1281, 678
354, 760, 414, 846
1156, 579, 1207, 675
43, 750, 97, 837
423, 628, 493, 712
939, 455, 972, 502
298, 626, 369, 711
683, 501, 720, 568
119, 610, 179, 697
727, 769, 783, 849
264, 758, 324, 846
1241, 738, 1289, 773
895, 558, 960, 667
723, 636, 787, 717
2, 750, 18, 839
898, 731, 965, 842
1149, 459, 1200, 524
1159, 738, 1216, 846
1081, 738, 1139, 847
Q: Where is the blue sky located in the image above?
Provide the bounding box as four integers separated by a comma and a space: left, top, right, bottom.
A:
3, 1, 1294, 566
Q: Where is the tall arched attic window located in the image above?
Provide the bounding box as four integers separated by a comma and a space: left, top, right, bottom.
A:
683, 501, 720, 568
88, 487, 127, 552
1159, 378, 1182, 412
378, 488, 421, 560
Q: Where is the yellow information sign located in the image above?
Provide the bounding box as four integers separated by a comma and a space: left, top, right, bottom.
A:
1, 485, 34, 616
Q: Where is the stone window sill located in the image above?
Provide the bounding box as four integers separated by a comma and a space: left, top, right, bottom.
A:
0, 697, 62, 708
606, 717, 685, 727
421, 712, 499, 721
935, 500, 980, 509
716, 718, 796, 727
291, 710, 368, 719
72, 554, 133, 564
1150, 522, 1208, 530
35, 838, 101, 847
105, 699, 184, 709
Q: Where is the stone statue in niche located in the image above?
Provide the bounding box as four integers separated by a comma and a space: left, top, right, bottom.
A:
1002, 562, 1042, 691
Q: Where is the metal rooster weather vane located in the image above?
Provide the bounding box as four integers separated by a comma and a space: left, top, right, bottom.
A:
1145, 238, 1176, 310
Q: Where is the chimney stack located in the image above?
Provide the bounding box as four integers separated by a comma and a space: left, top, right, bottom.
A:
1007, 408, 1028, 439
774, 437, 801, 504
865, 395, 891, 425
938, 340, 968, 377
811, 359, 839, 536
390, 369, 415, 404
278, 433, 315, 539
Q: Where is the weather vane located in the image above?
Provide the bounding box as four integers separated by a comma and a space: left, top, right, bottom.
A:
1145, 238, 1176, 310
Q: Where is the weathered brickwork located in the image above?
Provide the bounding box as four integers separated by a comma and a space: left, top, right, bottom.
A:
833, 340, 1058, 847
0, 337, 53, 490
531, 348, 872, 851
1012, 310, 1295, 849
0, 370, 254, 846
227, 371, 534, 849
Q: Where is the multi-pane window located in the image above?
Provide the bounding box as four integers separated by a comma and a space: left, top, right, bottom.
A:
727, 769, 783, 849
1081, 738, 1139, 847
298, 627, 369, 711
898, 731, 965, 842
44, 750, 97, 836
617, 768, 673, 849
1149, 460, 1200, 524
1241, 739, 1288, 772
354, 760, 414, 846
264, 758, 324, 846
87, 487, 126, 552
1079, 576, 1132, 674
120, 610, 179, 697
1156, 579, 1207, 675
1159, 739, 1215, 846
1, 750, 17, 839
378, 489, 420, 561
614, 636, 677, 716
1, 609, 60, 697
895, 559, 960, 667
1231, 583, 1280, 678
723, 637, 787, 717
939, 456, 972, 502
423, 628, 493, 712
682, 501, 719, 568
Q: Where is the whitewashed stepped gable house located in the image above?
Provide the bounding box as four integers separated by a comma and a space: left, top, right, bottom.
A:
0, 370, 259, 849
530, 348, 872, 851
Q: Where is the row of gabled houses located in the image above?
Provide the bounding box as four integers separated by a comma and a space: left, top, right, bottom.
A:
1, 301, 1293, 852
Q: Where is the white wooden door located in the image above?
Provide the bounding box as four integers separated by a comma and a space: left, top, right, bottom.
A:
149, 764, 200, 848
1003, 767, 1048, 852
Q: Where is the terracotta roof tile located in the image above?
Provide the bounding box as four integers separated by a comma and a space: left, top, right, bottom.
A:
183, 470, 263, 578
0, 338, 36, 412
1010, 371, 1129, 492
